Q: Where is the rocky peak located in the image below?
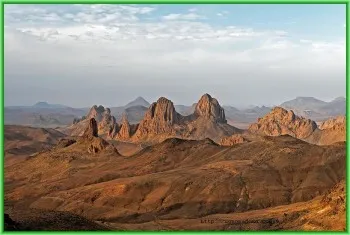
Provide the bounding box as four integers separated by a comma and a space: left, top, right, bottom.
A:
83, 118, 98, 138
269, 107, 296, 122
117, 114, 132, 140
145, 97, 180, 124
132, 97, 182, 141
248, 106, 317, 139
125, 96, 150, 108
87, 105, 106, 122
194, 94, 226, 123
99, 108, 116, 127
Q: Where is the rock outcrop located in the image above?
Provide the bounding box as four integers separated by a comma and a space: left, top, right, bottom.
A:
146, 97, 180, 125
98, 108, 117, 135
220, 134, 249, 146
107, 124, 120, 139
132, 97, 181, 141
80, 118, 117, 154
194, 94, 226, 123
248, 107, 317, 139
64, 105, 119, 138
83, 118, 99, 138
87, 138, 110, 154
319, 116, 345, 131
304, 116, 346, 145
117, 114, 132, 140
87, 105, 105, 122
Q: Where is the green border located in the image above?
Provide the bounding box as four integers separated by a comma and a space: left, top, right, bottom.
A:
347, 2, 350, 235
1, 0, 349, 3
1, 0, 4, 234
0, 1, 349, 234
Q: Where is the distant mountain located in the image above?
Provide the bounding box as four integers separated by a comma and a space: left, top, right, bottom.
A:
222, 105, 240, 112
221, 105, 272, 129
121, 105, 148, 124
6, 96, 344, 128
124, 97, 150, 109
280, 96, 345, 120
281, 97, 327, 110
32, 102, 68, 109
6, 102, 69, 110
5, 102, 86, 127
174, 104, 196, 116
332, 96, 346, 102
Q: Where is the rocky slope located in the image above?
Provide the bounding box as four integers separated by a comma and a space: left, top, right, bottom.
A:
5, 133, 345, 231
4, 125, 66, 167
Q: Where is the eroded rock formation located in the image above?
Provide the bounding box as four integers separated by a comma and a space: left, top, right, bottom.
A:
248, 107, 317, 139
132, 97, 181, 140
194, 93, 226, 123
83, 118, 99, 139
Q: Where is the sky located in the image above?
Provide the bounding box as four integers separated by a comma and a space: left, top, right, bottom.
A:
4, 4, 346, 108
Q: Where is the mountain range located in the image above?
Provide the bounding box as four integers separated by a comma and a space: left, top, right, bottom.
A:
5, 96, 346, 129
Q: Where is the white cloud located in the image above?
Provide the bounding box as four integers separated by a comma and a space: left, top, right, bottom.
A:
299, 39, 312, 43
162, 13, 205, 21
4, 4, 346, 107
5, 4, 157, 26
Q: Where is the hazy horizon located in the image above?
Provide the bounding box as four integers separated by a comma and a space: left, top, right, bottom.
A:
4, 94, 345, 110
5, 4, 345, 108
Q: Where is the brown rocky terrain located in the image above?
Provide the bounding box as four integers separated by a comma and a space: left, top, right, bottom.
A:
5, 116, 345, 231
100, 180, 345, 231
4, 98, 346, 231
4, 125, 66, 167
